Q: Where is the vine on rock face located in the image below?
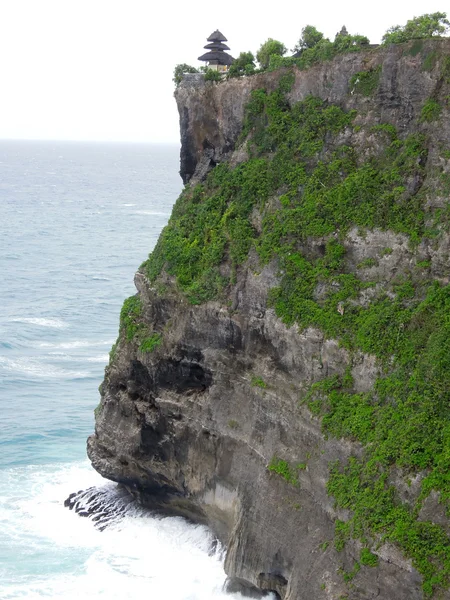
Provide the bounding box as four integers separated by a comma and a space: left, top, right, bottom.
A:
142, 64, 450, 594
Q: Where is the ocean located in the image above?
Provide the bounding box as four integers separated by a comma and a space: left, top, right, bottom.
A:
0, 141, 247, 599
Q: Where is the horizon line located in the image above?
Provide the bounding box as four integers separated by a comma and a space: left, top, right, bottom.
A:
0, 137, 181, 145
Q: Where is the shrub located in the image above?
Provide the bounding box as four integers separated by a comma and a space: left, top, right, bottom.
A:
382, 12, 449, 44
139, 333, 162, 353
173, 63, 198, 86
421, 98, 441, 122
333, 34, 369, 52
120, 295, 142, 341
288, 33, 369, 73
268, 457, 298, 485
443, 56, 450, 82
251, 375, 267, 388
204, 69, 222, 82
108, 340, 118, 362
350, 67, 381, 96
228, 51, 256, 78
360, 548, 379, 567
119, 296, 162, 351
340, 561, 360, 582
357, 257, 378, 268
334, 519, 351, 551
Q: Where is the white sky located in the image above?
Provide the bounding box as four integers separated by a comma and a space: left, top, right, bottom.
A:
0, 0, 447, 143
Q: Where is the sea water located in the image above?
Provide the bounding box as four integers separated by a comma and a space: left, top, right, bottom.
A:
0, 141, 250, 599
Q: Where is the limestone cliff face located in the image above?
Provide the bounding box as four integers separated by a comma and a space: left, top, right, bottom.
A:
88, 39, 450, 599
175, 41, 448, 184
175, 72, 281, 183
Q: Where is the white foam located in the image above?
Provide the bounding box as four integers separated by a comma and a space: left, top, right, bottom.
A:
11, 317, 68, 329
0, 461, 265, 600
85, 355, 109, 363
32, 340, 113, 350
47, 352, 72, 360
133, 210, 171, 216
0, 356, 89, 379
47, 353, 108, 364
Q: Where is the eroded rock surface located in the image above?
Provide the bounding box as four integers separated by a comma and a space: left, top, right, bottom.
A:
88, 265, 422, 599
175, 40, 450, 185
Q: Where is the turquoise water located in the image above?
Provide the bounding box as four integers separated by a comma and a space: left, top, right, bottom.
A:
0, 141, 246, 599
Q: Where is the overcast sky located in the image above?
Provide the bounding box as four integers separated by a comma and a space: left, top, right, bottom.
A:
0, 0, 447, 143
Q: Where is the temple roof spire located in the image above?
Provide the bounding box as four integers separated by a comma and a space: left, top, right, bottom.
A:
207, 30, 228, 42
198, 30, 234, 70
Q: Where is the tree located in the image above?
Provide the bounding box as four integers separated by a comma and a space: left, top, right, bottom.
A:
333, 33, 370, 52
256, 38, 287, 70
228, 51, 256, 78
294, 25, 324, 52
173, 64, 198, 86
382, 12, 449, 44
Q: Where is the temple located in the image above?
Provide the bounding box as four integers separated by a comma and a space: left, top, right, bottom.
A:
198, 30, 234, 73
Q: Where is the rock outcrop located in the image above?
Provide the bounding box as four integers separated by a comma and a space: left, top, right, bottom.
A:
88, 39, 450, 599
175, 41, 449, 184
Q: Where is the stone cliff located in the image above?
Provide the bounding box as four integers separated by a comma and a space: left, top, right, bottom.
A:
88, 39, 450, 599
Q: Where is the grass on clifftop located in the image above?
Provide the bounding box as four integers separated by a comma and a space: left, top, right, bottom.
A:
140, 67, 450, 595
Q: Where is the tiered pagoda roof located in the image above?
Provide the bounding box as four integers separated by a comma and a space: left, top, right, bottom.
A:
208, 30, 227, 42
198, 30, 234, 66
204, 41, 231, 51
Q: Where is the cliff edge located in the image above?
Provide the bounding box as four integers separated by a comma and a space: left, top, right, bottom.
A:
88, 39, 450, 599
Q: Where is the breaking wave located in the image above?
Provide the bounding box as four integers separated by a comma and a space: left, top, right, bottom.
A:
10, 317, 69, 328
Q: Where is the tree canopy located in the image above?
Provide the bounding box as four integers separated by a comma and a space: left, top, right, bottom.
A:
173, 64, 198, 86
228, 52, 256, 78
382, 12, 449, 44
256, 39, 287, 70
173, 11, 449, 86
294, 25, 324, 52
333, 33, 369, 51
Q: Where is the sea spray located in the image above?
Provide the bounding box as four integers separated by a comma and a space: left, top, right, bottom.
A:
0, 461, 252, 600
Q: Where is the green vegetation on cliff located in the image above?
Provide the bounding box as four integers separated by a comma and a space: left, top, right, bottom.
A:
382, 12, 449, 44
173, 63, 198, 86
145, 80, 429, 307
173, 13, 448, 89
119, 295, 162, 353
143, 39, 450, 595
256, 38, 287, 70
268, 457, 298, 485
